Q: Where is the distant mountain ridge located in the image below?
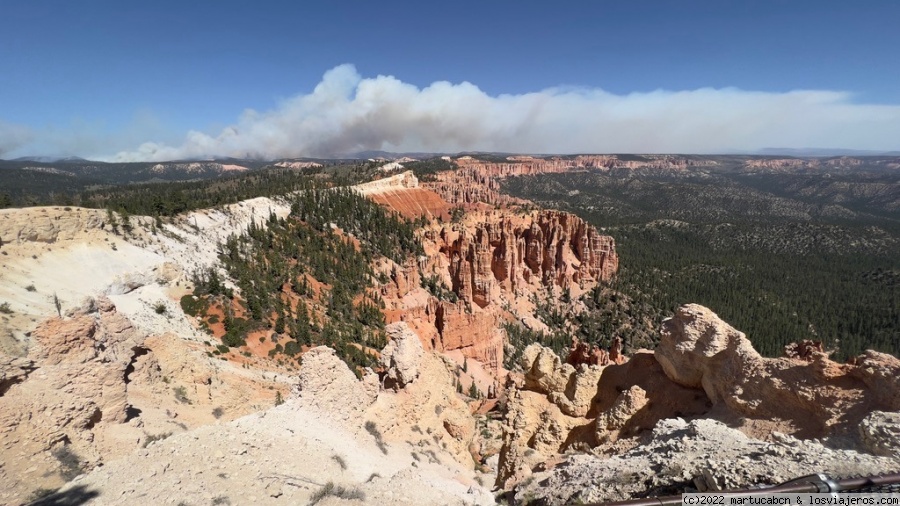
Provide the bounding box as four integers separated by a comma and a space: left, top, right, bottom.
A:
756, 148, 900, 157
10, 155, 90, 163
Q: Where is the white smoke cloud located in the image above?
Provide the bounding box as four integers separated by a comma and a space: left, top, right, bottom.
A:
0, 121, 34, 157
9, 64, 900, 161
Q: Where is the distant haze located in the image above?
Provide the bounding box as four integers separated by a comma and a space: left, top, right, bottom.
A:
6, 65, 900, 161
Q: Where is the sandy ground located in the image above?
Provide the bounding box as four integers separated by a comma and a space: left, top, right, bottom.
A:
51, 398, 495, 505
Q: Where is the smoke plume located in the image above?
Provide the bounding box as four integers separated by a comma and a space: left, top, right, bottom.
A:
8, 64, 900, 161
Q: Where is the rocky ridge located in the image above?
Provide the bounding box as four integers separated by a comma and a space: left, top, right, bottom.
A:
356, 171, 452, 219
496, 304, 900, 490
513, 418, 899, 506
43, 332, 495, 505
426, 155, 719, 206
0, 296, 290, 504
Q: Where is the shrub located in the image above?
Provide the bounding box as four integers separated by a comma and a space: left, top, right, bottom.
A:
222, 316, 251, 347
180, 294, 204, 317
212, 407, 224, 419
53, 293, 62, 317
25, 284, 36, 292
0, 302, 12, 314
309, 481, 365, 505
153, 302, 167, 315
364, 421, 388, 455
283, 340, 301, 356
173, 386, 189, 404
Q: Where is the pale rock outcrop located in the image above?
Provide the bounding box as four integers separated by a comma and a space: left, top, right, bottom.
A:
381, 322, 426, 388
0, 207, 106, 245
858, 411, 900, 457
0, 355, 36, 395
496, 345, 610, 487
293, 346, 377, 423
522, 343, 603, 418
496, 387, 586, 488
656, 304, 900, 438
353, 170, 419, 196
514, 418, 900, 506
496, 346, 709, 489
500, 305, 900, 493
0, 297, 147, 500
850, 350, 900, 410
25, 297, 143, 425
656, 303, 760, 401
47, 397, 495, 506
595, 385, 649, 444
366, 353, 479, 467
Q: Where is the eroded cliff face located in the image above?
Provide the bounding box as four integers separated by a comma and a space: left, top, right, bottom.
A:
377, 209, 618, 373
425, 155, 720, 206
0, 206, 106, 245
0, 296, 290, 504
451, 154, 714, 176
433, 209, 617, 307
45, 338, 496, 506
0, 298, 144, 500
496, 345, 709, 488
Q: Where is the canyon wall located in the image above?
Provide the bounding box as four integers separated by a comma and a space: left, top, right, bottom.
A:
425, 155, 721, 206
358, 169, 619, 375
376, 209, 618, 373
432, 210, 617, 307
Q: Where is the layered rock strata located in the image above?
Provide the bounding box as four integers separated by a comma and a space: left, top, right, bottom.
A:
433, 210, 618, 307
378, 210, 617, 372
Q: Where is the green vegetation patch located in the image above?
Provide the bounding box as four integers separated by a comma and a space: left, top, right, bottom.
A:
503, 170, 900, 359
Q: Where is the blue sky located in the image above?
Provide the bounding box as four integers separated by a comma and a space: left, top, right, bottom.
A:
2, 1, 900, 159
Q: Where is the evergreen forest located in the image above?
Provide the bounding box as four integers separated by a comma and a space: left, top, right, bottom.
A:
189, 187, 421, 373
503, 169, 900, 359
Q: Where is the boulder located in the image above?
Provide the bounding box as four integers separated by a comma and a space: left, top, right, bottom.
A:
294, 347, 376, 423
595, 385, 648, 443
656, 304, 761, 402
0, 355, 36, 396
656, 303, 898, 438
858, 411, 900, 457
381, 322, 425, 388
